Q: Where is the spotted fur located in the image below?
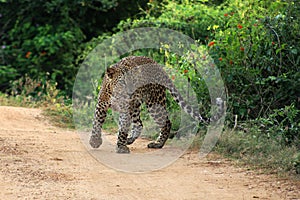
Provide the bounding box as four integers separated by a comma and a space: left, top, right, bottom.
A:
90, 56, 224, 153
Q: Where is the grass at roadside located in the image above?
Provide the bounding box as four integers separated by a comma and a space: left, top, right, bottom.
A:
188, 128, 300, 179
215, 129, 300, 178
42, 104, 74, 129
0, 92, 37, 108
0, 92, 74, 129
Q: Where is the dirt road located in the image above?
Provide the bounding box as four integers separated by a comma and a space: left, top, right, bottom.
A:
0, 106, 299, 200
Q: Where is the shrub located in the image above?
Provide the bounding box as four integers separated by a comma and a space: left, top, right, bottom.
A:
210, 0, 300, 121
0, 0, 149, 95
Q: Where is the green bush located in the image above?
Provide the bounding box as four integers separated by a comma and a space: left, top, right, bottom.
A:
210, 0, 299, 120
0, 0, 149, 95
254, 104, 299, 146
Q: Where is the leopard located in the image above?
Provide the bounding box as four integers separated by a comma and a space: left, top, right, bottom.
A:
89, 56, 224, 153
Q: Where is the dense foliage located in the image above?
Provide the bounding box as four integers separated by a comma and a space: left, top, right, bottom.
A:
0, 0, 148, 94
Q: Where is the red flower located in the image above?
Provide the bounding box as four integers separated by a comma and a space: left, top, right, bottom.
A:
224, 13, 229, 17
208, 41, 215, 47
272, 42, 275, 45
229, 60, 234, 65
240, 47, 245, 51
25, 51, 32, 58
237, 24, 243, 29
183, 69, 188, 74
219, 57, 223, 61
171, 75, 175, 80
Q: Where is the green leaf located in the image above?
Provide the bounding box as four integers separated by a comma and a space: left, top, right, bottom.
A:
291, 48, 298, 55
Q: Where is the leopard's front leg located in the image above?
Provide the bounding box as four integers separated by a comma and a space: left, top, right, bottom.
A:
127, 100, 143, 145
116, 112, 131, 153
89, 102, 108, 148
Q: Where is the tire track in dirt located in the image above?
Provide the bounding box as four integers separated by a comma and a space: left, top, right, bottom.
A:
0, 106, 299, 199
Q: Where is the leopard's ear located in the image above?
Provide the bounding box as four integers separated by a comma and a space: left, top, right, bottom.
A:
106, 67, 115, 79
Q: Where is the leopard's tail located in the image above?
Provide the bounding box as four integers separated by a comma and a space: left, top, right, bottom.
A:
137, 62, 224, 124
166, 81, 224, 124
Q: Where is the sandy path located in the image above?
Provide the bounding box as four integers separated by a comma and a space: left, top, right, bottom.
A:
0, 106, 299, 200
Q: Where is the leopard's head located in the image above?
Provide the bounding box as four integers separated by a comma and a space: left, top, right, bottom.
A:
98, 64, 125, 102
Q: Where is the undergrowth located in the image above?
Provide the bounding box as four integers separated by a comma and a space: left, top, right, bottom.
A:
215, 129, 300, 178
0, 75, 74, 129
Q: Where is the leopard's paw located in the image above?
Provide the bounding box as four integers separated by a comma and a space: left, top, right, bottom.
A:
147, 142, 164, 149
89, 133, 102, 148
126, 137, 137, 145
116, 145, 130, 153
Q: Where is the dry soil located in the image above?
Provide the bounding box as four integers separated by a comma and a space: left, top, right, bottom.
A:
0, 106, 299, 200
